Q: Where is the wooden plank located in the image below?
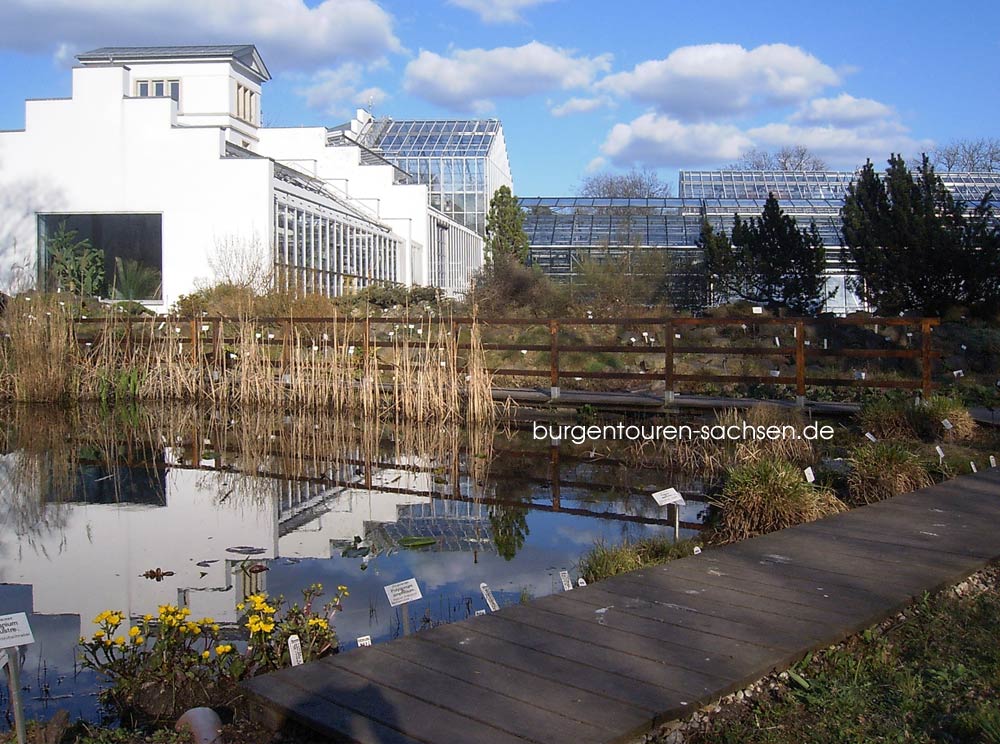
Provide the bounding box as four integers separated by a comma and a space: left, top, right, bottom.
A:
468, 613, 721, 703
250, 658, 529, 744
378, 631, 651, 736
329, 646, 610, 744
244, 674, 422, 744
414, 622, 672, 714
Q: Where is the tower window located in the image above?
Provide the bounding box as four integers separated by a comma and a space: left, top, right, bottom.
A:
135, 79, 180, 102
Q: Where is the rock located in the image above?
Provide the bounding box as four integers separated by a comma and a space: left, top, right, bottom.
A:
176, 707, 224, 744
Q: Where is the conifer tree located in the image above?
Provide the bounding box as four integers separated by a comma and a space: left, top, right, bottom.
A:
485, 185, 529, 263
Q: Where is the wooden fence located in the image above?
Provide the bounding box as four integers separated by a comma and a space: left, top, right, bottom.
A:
74, 313, 941, 402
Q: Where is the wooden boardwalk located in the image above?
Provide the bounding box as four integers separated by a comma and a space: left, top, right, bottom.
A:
245, 469, 1000, 744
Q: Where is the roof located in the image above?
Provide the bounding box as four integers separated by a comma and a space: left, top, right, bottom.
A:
76, 45, 270, 81
364, 119, 502, 157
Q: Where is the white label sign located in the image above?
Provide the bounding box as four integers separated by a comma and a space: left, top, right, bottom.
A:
384, 578, 422, 607
774, 337, 781, 347
865, 432, 877, 442
577, 578, 587, 587
954, 369, 964, 378
803, 467, 815, 483
991, 456, 997, 468
356, 635, 372, 647
652, 487, 685, 506
480, 582, 499, 612
752, 306, 763, 314
971, 461, 978, 473
936, 445, 946, 462
559, 570, 573, 591
0, 613, 33, 649
942, 419, 954, 431
287, 634, 304, 666
474, 609, 486, 617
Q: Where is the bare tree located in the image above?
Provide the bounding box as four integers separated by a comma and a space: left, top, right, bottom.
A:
729, 145, 828, 171
204, 234, 274, 293
579, 168, 672, 198
931, 137, 1000, 172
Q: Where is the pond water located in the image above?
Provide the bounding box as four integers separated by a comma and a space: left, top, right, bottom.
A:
0, 405, 709, 725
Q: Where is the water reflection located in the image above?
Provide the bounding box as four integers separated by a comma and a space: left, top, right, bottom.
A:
0, 404, 708, 724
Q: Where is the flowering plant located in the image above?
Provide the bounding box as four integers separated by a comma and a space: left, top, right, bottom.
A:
78, 583, 347, 721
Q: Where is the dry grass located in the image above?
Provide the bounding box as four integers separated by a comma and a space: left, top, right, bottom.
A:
0, 301, 495, 425
847, 441, 934, 505
859, 394, 977, 443
709, 458, 847, 544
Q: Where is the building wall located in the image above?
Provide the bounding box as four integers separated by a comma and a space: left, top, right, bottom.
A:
0, 64, 273, 309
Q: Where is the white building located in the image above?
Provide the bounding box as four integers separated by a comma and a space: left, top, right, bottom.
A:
0, 45, 487, 309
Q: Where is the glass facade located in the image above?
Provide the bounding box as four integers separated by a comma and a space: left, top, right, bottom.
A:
428, 211, 484, 295
37, 213, 163, 301
273, 191, 400, 297
359, 119, 513, 236
522, 170, 1000, 315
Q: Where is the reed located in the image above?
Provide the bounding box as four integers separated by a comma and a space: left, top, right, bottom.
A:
0, 305, 496, 425
847, 441, 933, 505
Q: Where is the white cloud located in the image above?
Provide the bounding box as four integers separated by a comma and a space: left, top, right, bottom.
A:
598, 43, 840, 120
600, 113, 753, 167
404, 41, 612, 112
585, 156, 607, 172
295, 63, 387, 117
0, 0, 401, 69
746, 122, 932, 164
600, 111, 931, 169
549, 96, 608, 117
792, 93, 895, 126
447, 0, 553, 23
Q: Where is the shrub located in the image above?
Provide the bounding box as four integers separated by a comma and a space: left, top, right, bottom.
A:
468, 254, 570, 317
859, 394, 977, 442
847, 441, 933, 505
709, 458, 847, 544
79, 584, 346, 723
578, 538, 700, 584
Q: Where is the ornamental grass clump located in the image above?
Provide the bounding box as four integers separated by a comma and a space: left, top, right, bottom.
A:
709, 458, 847, 544
847, 441, 933, 505
79, 583, 347, 723
578, 538, 701, 584
859, 394, 976, 442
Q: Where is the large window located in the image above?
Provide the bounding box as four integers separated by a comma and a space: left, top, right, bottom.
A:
38, 214, 163, 302
235, 83, 257, 125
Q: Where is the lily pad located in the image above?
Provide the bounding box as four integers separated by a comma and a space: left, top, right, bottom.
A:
398, 537, 438, 549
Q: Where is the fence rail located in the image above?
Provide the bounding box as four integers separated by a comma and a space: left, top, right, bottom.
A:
73, 313, 941, 402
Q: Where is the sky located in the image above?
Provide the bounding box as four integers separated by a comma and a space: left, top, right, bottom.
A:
0, 0, 995, 195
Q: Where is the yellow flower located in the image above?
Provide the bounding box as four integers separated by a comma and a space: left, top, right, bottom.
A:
337, 585, 348, 592
115, 637, 126, 646
93, 630, 105, 639
133, 636, 145, 645
103, 639, 112, 647
143, 614, 153, 622
215, 644, 233, 655
128, 626, 140, 638
201, 650, 210, 660
307, 618, 329, 629
211, 624, 220, 633
236, 603, 245, 611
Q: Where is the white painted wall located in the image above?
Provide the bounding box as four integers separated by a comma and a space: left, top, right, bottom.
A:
0, 64, 273, 309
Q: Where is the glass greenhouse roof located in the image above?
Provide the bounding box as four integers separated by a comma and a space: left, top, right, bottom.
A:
680, 171, 855, 200
369, 119, 501, 157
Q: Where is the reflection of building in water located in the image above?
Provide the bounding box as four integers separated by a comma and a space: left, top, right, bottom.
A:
0, 450, 443, 636
371, 500, 496, 554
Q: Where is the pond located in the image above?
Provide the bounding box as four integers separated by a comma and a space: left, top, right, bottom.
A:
0, 405, 709, 725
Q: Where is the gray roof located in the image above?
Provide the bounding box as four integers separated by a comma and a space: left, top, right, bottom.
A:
76, 45, 269, 81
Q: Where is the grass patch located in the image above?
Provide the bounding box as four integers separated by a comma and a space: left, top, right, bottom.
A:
708, 459, 847, 544
681, 577, 1000, 744
847, 441, 933, 505
578, 537, 700, 584
860, 394, 977, 442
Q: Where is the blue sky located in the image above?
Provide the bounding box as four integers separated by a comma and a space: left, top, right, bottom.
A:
0, 0, 995, 194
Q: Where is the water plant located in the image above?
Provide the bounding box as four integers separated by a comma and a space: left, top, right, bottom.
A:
847, 441, 933, 505
578, 537, 701, 584
709, 458, 847, 544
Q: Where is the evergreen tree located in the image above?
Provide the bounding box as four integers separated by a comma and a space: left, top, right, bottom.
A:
842, 154, 1000, 317
485, 185, 529, 262
701, 195, 831, 315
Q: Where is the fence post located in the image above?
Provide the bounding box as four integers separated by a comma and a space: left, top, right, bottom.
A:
795, 320, 806, 408
549, 319, 560, 400
920, 318, 932, 399
664, 319, 675, 405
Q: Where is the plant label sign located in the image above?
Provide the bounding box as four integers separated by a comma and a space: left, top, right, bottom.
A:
803, 467, 815, 483
474, 609, 486, 616
752, 306, 763, 314
935, 446, 946, 462
287, 635, 304, 667
991, 456, 997, 468
559, 570, 573, 591
384, 578, 422, 607
971, 461, 978, 473
0, 613, 33, 650
479, 582, 499, 612
953, 369, 964, 378
942, 419, 954, 431
577, 578, 587, 587
865, 432, 877, 442
652, 487, 685, 506
356, 635, 372, 647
